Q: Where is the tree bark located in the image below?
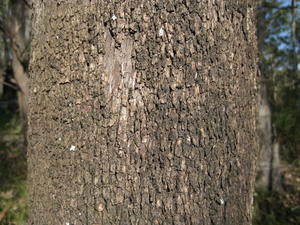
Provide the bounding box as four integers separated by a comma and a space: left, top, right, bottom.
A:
28, 1, 259, 225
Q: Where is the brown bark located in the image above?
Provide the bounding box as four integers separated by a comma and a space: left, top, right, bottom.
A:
28, 1, 259, 225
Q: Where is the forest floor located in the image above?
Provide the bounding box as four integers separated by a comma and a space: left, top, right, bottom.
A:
253, 163, 300, 225
0, 108, 27, 225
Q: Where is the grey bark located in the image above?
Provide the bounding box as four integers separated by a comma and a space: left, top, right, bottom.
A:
271, 140, 281, 191
257, 82, 272, 189
256, 2, 282, 192
28, 1, 259, 225
9, 0, 31, 121
257, 82, 282, 191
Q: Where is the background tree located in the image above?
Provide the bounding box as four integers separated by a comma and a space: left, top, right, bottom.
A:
0, 0, 30, 224
28, 1, 258, 225
259, 0, 299, 166
254, 0, 300, 224
0, 0, 31, 143
256, 0, 286, 192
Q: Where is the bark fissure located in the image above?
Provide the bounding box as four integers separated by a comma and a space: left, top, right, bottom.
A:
28, 1, 258, 225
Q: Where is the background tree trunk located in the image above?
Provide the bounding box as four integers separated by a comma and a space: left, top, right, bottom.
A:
11, 0, 30, 117
0, 65, 4, 99
257, 82, 273, 189
256, 1, 283, 192
28, 1, 259, 225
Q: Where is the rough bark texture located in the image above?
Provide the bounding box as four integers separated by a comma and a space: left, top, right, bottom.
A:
28, 1, 258, 225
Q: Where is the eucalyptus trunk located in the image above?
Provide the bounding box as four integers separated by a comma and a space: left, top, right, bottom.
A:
28, 1, 259, 225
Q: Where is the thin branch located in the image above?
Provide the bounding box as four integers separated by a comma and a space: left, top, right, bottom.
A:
0, 80, 20, 90
22, 0, 32, 9
0, 20, 11, 39
0, 23, 6, 35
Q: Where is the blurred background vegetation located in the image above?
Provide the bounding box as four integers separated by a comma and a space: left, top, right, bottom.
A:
0, 0, 299, 224
0, 0, 29, 224
254, 0, 300, 224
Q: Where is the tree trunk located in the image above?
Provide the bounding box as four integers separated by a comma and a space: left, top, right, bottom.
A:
0, 67, 4, 98
271, 140, 281, 191
28, 1, 259, 225
290, 0, 297, 80
9, 0, 29, 119
0, 36, 9, 100
256, 1, 282, 192
257, 82, 272, 189
9, 0, 31, 149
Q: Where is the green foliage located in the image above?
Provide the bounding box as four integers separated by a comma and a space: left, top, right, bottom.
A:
0, 0, 10, 36
0, 108, 27, 225
0, 0, 10, 18
253, 188, 300, 225
254, 164, 300, 225
0, 0, 29, 224
259, 0, 300, 163
255, 1, 300, 224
